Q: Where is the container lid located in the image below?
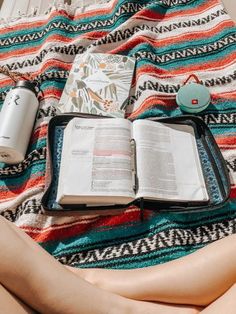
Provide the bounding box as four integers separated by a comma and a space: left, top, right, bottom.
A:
14, 80, 37, 96
176, 83, 211, 113
0, 146, 24, 164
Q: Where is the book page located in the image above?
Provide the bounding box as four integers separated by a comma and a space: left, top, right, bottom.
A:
133, 120, 208, 202
56, 118, 135, 204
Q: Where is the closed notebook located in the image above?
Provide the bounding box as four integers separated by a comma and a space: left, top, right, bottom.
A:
58, 53, 136, 117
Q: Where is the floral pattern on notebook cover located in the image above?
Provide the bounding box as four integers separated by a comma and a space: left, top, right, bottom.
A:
58, 53, 136, 117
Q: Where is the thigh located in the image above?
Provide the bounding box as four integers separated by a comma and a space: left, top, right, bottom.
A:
201, 283, 236, 314
0, 283, 36, 314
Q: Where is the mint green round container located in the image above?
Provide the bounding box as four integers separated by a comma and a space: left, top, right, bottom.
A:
176, 83, 211, 113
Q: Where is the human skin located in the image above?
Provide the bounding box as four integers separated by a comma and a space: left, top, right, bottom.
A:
0, 216, 199, 314
1, 214, 236, 313
68, 233, 236, 314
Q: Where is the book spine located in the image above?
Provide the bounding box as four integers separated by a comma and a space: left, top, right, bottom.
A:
130, 138, 138, 193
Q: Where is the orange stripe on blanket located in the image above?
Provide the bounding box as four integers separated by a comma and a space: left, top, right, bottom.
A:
0, 13, 57, 35
85, 31, 108, 40
0, 7, 110, 35
129, 53, 236, 87
30, 125, 48, 144
110, 20, 234, 54
169, 52, 236, 74
0, 36, 69, 60
42, 88, 62, 100
129, 95, 176, 119
1, 52, 234, 91
134, 0, 220, 21
216, 136, 236, 146
0, 176, 45, 203
0, 31, 105, 60
22, 206, 139, 233
217, 91, 236, 99
26, 207, 146, 242
36, 59, 72, 73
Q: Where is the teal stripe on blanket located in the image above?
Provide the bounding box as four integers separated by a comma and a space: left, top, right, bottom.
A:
0, 162, 45, 183
133, 30, 236, 55
41, 201, 236, 268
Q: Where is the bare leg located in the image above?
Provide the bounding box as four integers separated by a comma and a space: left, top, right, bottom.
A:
68, 234, 236, 306
201, 284, 236, 314
0, 216, 199, 314
0, 283, 35, 313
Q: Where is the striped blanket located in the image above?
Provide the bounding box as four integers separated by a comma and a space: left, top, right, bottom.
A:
0, 0, 235, 268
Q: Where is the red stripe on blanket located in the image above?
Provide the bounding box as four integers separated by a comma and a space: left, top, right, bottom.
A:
0, 177, 45, 202
129, 96, 176, 119
0, 6, 110, 35
230, 187, 236, 198
110, 20, 234, 54
134, 0, 220, 21
132, 53, 236, 86
42, 88, 63, 100
25, 207, 147, 242
30, 125, 48, 144
0, 9, 79, 35
216, 136, 236, 146
0, 31, 106, 60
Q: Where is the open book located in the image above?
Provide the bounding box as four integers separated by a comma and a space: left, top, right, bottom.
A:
56, 118, 209, 206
